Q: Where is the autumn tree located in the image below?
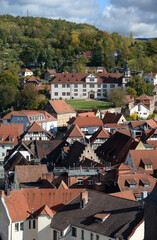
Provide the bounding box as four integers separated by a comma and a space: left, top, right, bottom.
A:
109, 89, 126, 108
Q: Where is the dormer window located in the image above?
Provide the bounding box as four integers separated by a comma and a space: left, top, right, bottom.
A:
0, 138, 3, 141
126, 179, 137, 188
140, 158, 152, 170
94, 211, 111, 223
140, 178, 150, 188
145, 164, 152, 170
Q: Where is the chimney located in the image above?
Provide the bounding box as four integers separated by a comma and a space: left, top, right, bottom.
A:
80, 190, 88, 209
141, 191, 148, 209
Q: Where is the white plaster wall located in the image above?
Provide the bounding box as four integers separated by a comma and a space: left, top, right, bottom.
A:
38, 215, 51, 240
130, 105, 150, 119
23, 219, 38, 240
11, 222, 24, 240
129, 221, 144, 240
0, 143, 13, 162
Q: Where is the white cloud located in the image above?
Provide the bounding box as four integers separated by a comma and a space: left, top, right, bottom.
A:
0, 0, 157, 37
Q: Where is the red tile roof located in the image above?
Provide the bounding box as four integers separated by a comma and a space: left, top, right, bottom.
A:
64, 124, 85, 138
110, 191, 136, 201
78, 112, 96, 117
49, 100, 76, 114
1, 188, 84, 222
145, 119, 157, 129
27, 76, 40, 84
0, 124, 23, 144
69, 116, 103, 128
58, 180, 69, 190
135, 94, 153, 101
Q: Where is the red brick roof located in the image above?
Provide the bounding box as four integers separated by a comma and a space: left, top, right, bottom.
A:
51, 72, 123, 84
0, 124, 23, 144
1, 188, 84, 222
110, 191, 136, 201
49, 100, 76, 114
15, 165, 49, 184
68, 116, 103, 127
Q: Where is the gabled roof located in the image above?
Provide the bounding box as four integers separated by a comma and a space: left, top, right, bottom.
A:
22, 122, 54, 139
110, 190, 136, 201
145, 119, 157, 129
130, 121, 145, 128
129, 149, 157, 173
15, 165, 49, 184
96, 132, 137, 165
51, 189, 143, 239
48, 100, 76, 114
1, 188, 84, 222
103, 112, 125, 124
0, 124, 23, 144
46, 69, 56, 74
68, 116, 103, 128
135, 94, 153, 101
58, 180, 69, 190
63, 124, 85, 139
19, 68, 33, 73
27, 76, 40, 84
4, 152, 29, 172
90, 126, 110, 143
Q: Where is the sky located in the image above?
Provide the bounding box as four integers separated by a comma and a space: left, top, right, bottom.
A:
0, 0, 157, 38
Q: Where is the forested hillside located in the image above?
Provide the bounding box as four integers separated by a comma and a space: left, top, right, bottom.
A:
1, 14, 157, 75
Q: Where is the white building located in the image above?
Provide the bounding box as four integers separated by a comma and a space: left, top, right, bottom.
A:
51, 72, 129, 100
130, 103, 150, 119
18, 68, 33, 77
0, 188, 83, 240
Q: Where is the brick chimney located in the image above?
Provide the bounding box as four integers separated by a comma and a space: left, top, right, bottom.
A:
80, 190, 88, 209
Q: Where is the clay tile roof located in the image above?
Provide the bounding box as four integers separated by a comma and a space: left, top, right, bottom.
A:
135, 94, 153, 101
24, 122, 54, 139
126, 178, 137, 185
58, 180, 69, 190
110, 191, 136, 201
0, 124, 23, 144
94, 212, 111, 220
125, 95, 134, 103
63, 124, 85, 139
15, 165, 48, 184
2, 188, 84, 222
90, 126, 110, 143
145, 119, 157, 129
69, 116, 103, 128
130, 121, 145, 128
47, 69, 56, 74
78, 112, 96, 117
27, 76, 40, 84
140, 178, 150, 184
49, 100, 76, 114
141, 158, 152, 165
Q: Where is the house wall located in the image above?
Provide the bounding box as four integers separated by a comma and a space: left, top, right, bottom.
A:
125, 152, 135, 169
130, 105, 150, 119
23, 219, 38, 240
68, 175, 98, 189
51, 226, 114, 240
41, 120, 57, 133
0, 197, 10, 240
130, 221, 144, 240
144, 74, 157, 85
57, 113, 76, 127
9, 116, 30, 132
38, 215, 51, 240
23, 132, 51, 141
0, 143, 14, 163
51, 82, 119, 100
79, 144, 100, 163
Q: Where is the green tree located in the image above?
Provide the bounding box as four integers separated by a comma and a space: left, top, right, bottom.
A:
20, 84, 38, 109
109, 89, 126, 108
91, 43, 103, 66
126, 86, 137, 98
0, 71, 19, 87
0, 84, 19, 112
127, 76, 153, 96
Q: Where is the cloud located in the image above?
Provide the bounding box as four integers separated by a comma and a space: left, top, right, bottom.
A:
0, 0, 157, 37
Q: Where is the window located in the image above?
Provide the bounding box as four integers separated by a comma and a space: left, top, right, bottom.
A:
98, 84, 101, 88
77, 179, 84, 185
54, 84, 58, 88
83, 93, 86, 96
83, 84, 86, 88
20, 222, 24, 231
2, 153, 5, 156
83, 89, 86, 92
103, 84, 107, 88
90, 233, 94, 240
67, 84, 70, 88
62, 84, 65, 88
110, 84, 115, 88
29, 220, 32, 229
74, 89, 78, 92
144, 183, 150, 187
74, 84, 78, 88
67, 92, 70, 96
96, 235, 99, 240
90, 84, 94, 88
72, 227, 77, 237
81, 230, 84, 239
33, 220, 36, 229
54, 92, 58, 96
98, 89, 101, 92
130, 184, 137, 188
145, 164, 152, 170
15, 223, 19, 232
97, 93, 101, 96
88, 179, 93, 185
74, 93, 78, 96
62, 92, 66, 96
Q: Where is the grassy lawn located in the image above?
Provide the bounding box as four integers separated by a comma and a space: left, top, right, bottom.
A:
65, 99, 113, 111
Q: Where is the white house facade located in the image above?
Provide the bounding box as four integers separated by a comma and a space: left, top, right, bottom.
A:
144, 73, 157, 86
130, 104, 150, 119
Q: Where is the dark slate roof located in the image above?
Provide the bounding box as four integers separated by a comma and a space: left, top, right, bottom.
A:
4, 152, 29, 172
51, 189, 143, 239
63, 141, 86, 167
103, 112, 124, 124
96, 132, 136, 165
